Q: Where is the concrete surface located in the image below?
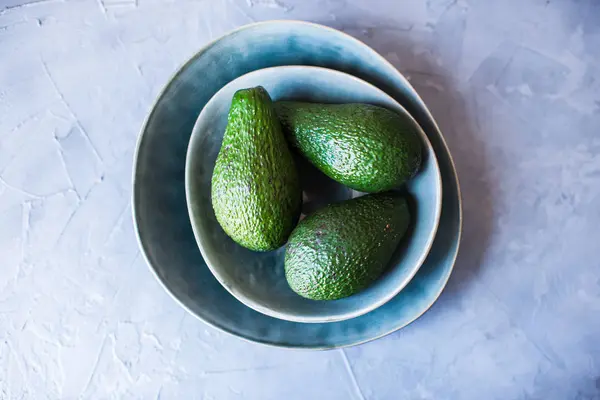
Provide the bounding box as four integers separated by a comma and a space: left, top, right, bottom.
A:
1, 0, 599, 399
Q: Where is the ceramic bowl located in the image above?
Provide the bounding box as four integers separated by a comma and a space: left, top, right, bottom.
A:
133, 21, 462, 348
185, 66, 442, 323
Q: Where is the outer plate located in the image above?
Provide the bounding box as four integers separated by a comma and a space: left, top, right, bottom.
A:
133, 21, 462, 349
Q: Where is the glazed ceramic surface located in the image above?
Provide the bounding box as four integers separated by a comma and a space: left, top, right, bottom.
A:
185, 66, 442, 323
133, 21, 461, 348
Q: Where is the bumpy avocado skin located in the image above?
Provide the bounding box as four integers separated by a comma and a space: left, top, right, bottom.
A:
275, 102, 422, 193
284, 192, 411, 300
211, 87, 301, 252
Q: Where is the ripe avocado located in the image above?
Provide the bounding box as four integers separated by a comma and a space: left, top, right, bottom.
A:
284, 192, 410, 300
211, 87, 301, 252
275, 102, 422, 193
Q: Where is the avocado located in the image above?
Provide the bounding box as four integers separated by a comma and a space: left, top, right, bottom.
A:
275, 102, 422, 193
211, 87, 301, 252
284, 192, 410, 300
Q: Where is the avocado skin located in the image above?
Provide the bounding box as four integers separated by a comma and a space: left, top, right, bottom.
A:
211, 87, 301, 252
275, 102, 422, 193
284, 192, 410, 300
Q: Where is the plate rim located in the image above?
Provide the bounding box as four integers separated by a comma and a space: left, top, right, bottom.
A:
132, 20, 463, 349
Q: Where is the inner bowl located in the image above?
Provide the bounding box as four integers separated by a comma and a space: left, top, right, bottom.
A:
185, 66, 442, 323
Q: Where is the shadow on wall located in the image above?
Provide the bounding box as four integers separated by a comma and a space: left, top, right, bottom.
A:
326, 23, 495, 305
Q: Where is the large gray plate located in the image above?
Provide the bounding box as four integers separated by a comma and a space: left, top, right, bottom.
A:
133, 21, 462, 349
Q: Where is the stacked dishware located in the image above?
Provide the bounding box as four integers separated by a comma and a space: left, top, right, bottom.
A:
133, 21, 462, 349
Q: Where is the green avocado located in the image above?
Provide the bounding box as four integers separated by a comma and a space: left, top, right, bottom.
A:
284, 192, 410, 300
211, 87, 301, 252
275, 102, 422, 193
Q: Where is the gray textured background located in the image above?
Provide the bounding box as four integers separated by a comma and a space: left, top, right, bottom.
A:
1, 0, 599, 399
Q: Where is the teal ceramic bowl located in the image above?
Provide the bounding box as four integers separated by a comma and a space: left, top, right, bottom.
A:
185, 66, 442, 323
133, 21, 462, 348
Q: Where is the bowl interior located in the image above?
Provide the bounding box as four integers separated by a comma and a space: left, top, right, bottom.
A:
185, 66, 441, 323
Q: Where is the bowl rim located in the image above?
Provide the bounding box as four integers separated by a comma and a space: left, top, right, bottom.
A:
132, 20, 463, 349
184, 65, 443, 323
